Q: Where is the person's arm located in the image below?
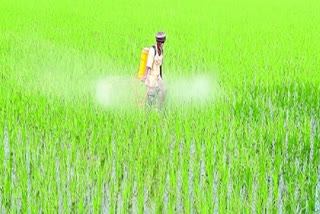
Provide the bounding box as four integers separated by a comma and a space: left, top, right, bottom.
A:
142, 66, 151, 82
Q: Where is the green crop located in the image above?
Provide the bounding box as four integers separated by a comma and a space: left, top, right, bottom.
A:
0, 0, 320, 213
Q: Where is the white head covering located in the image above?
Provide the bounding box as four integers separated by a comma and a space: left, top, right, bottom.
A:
156, 32, 166, 43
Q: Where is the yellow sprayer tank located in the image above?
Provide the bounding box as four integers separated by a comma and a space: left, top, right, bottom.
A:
138, 47, 149, 80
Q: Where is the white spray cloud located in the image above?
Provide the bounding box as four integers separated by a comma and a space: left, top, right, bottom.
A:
166, 75, 215, 104
95, 76, 136, 108
96, 79, 113, 106
95, 74, 220, 108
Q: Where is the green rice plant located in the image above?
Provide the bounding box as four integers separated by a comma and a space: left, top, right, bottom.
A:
0, 0, 319, 212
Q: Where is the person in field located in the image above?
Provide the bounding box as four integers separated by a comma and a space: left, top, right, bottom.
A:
142, 32, 166, 108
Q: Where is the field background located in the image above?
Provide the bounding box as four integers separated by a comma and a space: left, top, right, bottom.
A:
1, 0, 320, 213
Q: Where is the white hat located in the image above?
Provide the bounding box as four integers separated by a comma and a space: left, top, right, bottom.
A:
156, 32, 166, 43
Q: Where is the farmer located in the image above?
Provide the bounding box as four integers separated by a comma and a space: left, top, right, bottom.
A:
142, 32, 166, 108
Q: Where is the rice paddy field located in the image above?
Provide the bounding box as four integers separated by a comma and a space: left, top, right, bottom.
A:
1, 0, 320, 213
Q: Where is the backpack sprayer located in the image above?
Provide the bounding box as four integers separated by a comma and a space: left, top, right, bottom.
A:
133, 47, 149, 107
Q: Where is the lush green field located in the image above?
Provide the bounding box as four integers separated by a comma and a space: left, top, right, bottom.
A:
1, 0, 320, 213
